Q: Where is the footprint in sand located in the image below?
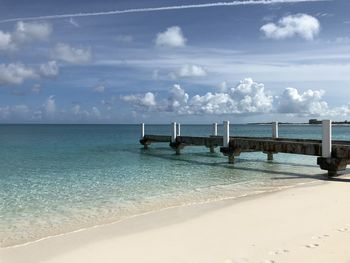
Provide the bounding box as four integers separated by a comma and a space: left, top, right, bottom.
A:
337, 228, 348, 232
224, 258, 249, 263
305, 243, 319, 248
312, 234, 330, 240
269, 249, 289, 256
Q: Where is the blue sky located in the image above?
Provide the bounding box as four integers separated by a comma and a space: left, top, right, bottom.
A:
0, 0, 349, 123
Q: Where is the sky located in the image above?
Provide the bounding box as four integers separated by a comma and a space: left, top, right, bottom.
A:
0, 0, 349, 124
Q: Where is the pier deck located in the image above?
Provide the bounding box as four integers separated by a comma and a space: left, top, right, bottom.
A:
139, 121, 350, 177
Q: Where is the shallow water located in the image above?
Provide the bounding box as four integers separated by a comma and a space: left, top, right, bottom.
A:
0, 124, 349, 247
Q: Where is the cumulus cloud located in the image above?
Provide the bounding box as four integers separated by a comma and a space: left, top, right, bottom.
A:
121, 78, 350, 117
328, 105, 350, 117
92, 106, 101, 118
155, 26, 187, 47
121, 92, 157, 109
13, 21, 52, 42
39, 60, 59, 77
0, 104, 30, 120
0, 21, 51, 52
260, 14, 320, 40
276, 87, 328, 115
122, 78, 274, 115
0, 31, 14, 51
52, 43, 92, 64
177, 65, 207, 78
0, 63, 38, 85
93, 84, 105, 93
166, 84, 189, 113
44, 95, 56, 117
0, 61, 60, 86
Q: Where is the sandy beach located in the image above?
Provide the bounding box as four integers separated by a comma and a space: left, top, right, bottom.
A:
2, 175, 350, 263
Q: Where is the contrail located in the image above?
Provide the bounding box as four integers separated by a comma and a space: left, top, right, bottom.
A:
0, 0, 325, 24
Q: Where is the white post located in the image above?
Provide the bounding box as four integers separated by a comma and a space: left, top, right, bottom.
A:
223, 121, 230, 147
322, 120, 332, 158
141, 123, 145, 138
177, 123, 181, 136
213, 123, 218, 136
272, 121, 278, 139
171, 122, 177, 142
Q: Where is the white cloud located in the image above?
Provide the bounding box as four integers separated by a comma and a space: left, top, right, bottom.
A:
218, 81, 228, 92
177, 65, 207, 77
328, 105, 350, 117
0, 31, 14, 51
122, 78, 350, 117
93, 84, 105, 93
71, 104, 90, 119
44, 95, 56, 117
0, 61, 60, 86
0, 21, 51, 52
92, 106, 101, 117
115, 35, 133, 43
52, 43, 92, 64
0, 63, 38, 85
39, 60, 59, 77
32, 84, 42, 93
260, 14, 320, 40
0, 104, 29, 119
276, 87, 328, 115
155, 26, 187, 47
121, 92, 157, 108
166, 84, 189, 113
122, 78, 273, 115
13, 21, 52, 42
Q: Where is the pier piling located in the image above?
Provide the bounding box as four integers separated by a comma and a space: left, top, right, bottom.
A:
177, 123, 181, 137
140, 123, 148, 149
223, 121, 234, 163
272, 121, 279, 139
266, 121, 279, 161
140, 123, 145, 139
223, 121, 230, 147
171, 122, 177, 142
213, 123, 218, 136
322, 120, 332, 158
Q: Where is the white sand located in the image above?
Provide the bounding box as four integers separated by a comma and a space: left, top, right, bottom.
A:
2, 176, 350, 263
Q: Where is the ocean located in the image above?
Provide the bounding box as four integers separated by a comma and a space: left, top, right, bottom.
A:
1, 123, 349, 247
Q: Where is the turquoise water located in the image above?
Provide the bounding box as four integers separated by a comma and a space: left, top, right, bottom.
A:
1, 124, 350, 247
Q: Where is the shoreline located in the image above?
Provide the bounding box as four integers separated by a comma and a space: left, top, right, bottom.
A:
1, 178, 321, 249
3, 175, 350, 262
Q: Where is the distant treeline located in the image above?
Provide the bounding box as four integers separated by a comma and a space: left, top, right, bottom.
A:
247, 119, 350, 125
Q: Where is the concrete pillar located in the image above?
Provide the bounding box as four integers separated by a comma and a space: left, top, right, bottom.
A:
177, 123, 181, 136
228, 155, 235, 164
140, 123, 145, 138
322, 120, 332, 158
209, 146, 215, 153
213, 123, 218, 136
171, 122, 177, 142
272, 121, 279, 139
223, 121, 230, 147
267, 152, 273, 161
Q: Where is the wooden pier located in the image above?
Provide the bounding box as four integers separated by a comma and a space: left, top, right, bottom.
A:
139, 121, 350, 177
